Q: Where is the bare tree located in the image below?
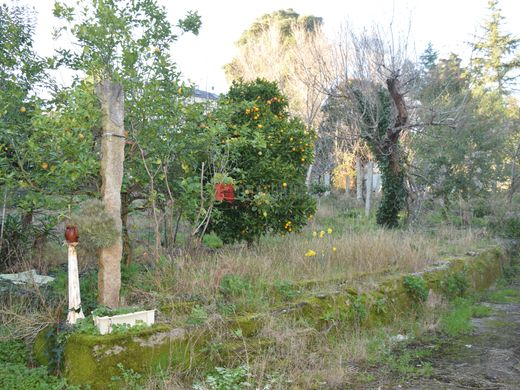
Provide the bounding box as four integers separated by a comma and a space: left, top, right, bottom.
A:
300, 24, 418, 226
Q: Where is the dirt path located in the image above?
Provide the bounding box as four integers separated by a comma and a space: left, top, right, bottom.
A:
394, 282, 520, 390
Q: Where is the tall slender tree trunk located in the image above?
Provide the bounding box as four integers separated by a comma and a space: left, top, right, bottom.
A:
365, 161, 373, 217
356, 158, 363, 200
97, 80, 124, 308
508, 138, 520, 207
121, 192, 133, 266
305, 164, 313, 188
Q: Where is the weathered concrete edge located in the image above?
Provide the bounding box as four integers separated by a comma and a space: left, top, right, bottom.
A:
35, 246, 510, 388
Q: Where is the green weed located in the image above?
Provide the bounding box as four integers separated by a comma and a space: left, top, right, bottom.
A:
440, 298, 474, 336
187, 305, 208, 326
403, 275, 429, 303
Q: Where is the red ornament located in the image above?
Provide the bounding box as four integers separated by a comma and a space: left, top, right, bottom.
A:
223, 184, 234, 202
215, 183, 226, 201
215, 183, 234, 202
65, 225, 79, 244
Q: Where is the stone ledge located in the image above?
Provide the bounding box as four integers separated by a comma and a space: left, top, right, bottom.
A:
34, 246, 509, 388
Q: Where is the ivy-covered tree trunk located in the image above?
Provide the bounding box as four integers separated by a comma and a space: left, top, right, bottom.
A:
376, 152, 405, 228
96, 80, 124, 308
355, 77, 409, 228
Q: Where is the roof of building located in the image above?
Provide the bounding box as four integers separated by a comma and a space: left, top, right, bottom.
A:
193, 88, 219, 101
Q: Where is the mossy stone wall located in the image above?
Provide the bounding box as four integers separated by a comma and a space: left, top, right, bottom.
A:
39, 246, 508, 388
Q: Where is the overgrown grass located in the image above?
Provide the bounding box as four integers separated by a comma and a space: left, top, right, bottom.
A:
0, 193, 499, 389
124, 194, 488, 326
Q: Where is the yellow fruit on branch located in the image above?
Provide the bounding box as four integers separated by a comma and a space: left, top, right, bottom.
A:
41, 162, 49, 170
19, 106, 26, 113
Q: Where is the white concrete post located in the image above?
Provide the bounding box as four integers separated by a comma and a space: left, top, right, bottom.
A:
67, 243, 84, 324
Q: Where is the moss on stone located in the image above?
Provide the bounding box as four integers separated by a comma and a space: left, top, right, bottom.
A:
63, 325, 208, 389
51, 246, 510, 388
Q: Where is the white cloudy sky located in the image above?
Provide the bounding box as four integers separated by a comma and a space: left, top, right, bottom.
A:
6, 0, 520, 93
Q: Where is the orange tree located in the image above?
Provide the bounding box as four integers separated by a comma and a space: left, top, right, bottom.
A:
209, 79, 316, 243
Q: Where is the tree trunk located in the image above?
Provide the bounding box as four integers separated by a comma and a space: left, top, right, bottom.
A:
365, 161, 373, 217
121, 192, 133, 266
345, 176, 350, 196
96, 80, 124, 308
356, 158, 363, 200
508, 138, 520, 206
305, 164, 313, 188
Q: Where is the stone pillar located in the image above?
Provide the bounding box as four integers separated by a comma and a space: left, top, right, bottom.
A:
96, 80, 124, 308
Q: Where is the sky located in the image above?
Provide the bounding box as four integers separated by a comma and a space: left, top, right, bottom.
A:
6, 0, 520, 94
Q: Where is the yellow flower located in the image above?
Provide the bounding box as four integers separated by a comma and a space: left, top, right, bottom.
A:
319, 230, 325, 238
312, 231, 317, 237
332, 247, 337, 252
305, 249, 316, 257
327, 228, 333, 234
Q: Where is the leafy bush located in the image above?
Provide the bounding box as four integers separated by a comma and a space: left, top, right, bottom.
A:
0, 339, 71, 390
440, 271, 470, 300
403, 275, 429, 303
203, 233, 224, 249
209, 79, 316, 243
0, 363, 70, 390
0, 340, 27, 365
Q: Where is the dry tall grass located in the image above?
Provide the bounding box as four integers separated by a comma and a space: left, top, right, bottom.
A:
133, 222, 485, 305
